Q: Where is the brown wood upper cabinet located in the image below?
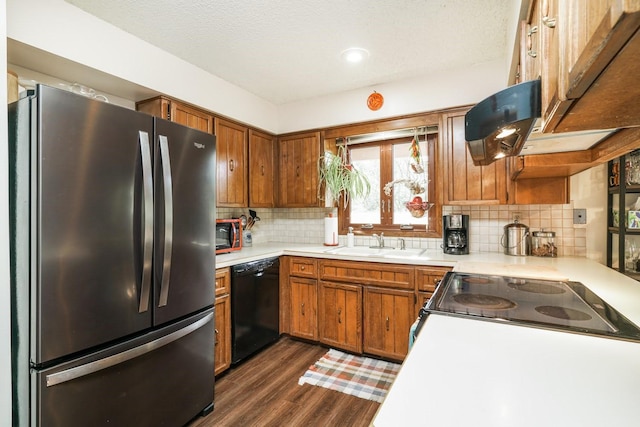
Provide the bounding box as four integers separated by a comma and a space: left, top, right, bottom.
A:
277, 131, 321, 207
249, 129, 276, 207
215, 118, 249, 207
136, 96, 213, 133
526, 0, 640, 133
441, 108, 508, 205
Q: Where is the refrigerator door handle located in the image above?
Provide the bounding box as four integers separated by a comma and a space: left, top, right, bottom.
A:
138, 131, 153, 313
45, 312, 213, 387
158, 134, 173, 307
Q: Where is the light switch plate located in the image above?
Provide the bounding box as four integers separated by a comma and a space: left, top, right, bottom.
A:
573, 208, 587, 224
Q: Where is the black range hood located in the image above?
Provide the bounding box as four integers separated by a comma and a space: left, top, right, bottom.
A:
465, 80, 541, 166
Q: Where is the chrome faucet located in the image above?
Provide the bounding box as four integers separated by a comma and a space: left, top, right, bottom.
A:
372, 233, 385, 248
398, 238, 406, 250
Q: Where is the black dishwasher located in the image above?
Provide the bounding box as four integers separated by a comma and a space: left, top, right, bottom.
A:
231, 257, 280, 364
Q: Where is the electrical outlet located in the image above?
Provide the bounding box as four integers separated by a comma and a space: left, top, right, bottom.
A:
573, 208, 587, 224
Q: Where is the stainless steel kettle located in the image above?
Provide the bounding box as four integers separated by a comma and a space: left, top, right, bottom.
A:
501, 218, 530, 256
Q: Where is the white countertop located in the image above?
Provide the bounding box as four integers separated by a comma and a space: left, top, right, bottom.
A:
220, 243, 640, 426
374, 315, 640, 427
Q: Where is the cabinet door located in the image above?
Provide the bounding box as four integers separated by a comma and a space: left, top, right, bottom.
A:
249, 129, 276, 207
136, 96, 213, 133
543, 0, 640, 132
215, 267, 230, 298
442, 109, 508, 204
521, 0, 542, 81
318, 281, 362, 353
278, 131, 321, 207
214, 294, 231, 376
215, 118, 249, 207
169, 102, 213, 133
363, 287, 414, 361
290, 277, 318, 340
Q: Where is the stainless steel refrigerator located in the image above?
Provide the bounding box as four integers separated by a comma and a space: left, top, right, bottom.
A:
9, 85, 216, 426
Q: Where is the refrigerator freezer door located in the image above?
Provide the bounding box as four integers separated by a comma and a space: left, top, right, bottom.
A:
34, 309, 215, 427
153, 119, 216, 325
34, 86, 154, 364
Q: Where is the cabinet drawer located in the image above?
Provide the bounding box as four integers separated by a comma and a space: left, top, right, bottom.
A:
290, 257, 318, 278
416, 267, 451, 292
320, 260, 414, 290
215, 267, 231, 297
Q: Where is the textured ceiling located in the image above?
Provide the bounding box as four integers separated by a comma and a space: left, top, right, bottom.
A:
65, 0, 514, 105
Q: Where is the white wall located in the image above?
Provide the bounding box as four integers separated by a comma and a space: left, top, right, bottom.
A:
277, 60, 506, 133
1, 0, 12, 421
571, 163, 608, 263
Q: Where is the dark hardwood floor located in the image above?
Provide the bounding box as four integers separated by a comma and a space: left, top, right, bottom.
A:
188, 337, 380, 427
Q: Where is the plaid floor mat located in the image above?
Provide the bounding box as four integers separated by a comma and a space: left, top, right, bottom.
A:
297, 349, 401, 403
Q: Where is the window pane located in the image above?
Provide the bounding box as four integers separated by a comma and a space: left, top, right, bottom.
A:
350, 145, 380, 224
392, 139, 429, 225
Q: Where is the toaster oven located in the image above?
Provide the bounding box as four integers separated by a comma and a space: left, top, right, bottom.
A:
216, 219, 242, 254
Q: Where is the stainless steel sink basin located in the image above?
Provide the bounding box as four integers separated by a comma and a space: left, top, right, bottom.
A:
325, 246, 426, 259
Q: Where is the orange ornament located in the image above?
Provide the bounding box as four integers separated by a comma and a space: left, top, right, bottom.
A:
367, 91, 384, 111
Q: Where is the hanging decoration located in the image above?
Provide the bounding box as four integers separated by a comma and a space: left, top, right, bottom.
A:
367, 91, 384, 111
383, 130, 432, 218
409, 131, 424, 173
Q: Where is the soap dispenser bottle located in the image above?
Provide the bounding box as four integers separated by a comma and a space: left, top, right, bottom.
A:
347, 227, 355, 247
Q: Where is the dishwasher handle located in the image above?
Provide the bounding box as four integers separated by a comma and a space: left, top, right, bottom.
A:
232, 258, 279, 277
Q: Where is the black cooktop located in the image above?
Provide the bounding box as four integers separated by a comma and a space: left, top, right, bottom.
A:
424, 271, 640, 342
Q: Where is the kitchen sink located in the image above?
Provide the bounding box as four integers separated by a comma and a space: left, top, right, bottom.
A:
325, 246, 426, 259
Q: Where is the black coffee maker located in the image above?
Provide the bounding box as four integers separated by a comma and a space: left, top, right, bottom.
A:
443, 214, 469, 255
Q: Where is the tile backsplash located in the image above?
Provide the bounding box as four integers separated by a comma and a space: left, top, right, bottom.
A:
218, 203, 586, 257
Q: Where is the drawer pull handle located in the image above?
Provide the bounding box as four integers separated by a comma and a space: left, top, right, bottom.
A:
214, 328, 219, 346
301, 302, 305, 316
386, 316, 390, 331
338, 308, 342, 324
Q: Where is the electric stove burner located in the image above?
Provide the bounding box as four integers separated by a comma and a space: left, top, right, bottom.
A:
535, 305, 593, 321
452, 293, 517, 310
507, 281, 566, 295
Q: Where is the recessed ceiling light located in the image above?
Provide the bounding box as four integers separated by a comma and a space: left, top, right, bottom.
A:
341, 47, 370, 63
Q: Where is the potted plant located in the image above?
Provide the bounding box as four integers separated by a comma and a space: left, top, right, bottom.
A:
318, 144, 371, 208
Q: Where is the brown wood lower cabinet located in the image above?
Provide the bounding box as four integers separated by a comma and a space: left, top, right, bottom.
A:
363, 287, 415, 361
214, 267, 231, 376
281, 256, 452, 362
319, 281, 362, 353
289, 276, 318, 340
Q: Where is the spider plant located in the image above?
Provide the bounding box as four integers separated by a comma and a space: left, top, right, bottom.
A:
318, 144, 371, 208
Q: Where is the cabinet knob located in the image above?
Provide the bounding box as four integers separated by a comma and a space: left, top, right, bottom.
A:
542, 16, 556, 28
300, 265, 305, 270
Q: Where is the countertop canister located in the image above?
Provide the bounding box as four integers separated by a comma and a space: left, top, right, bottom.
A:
531, 229, 557, 257
502, 218, 530, 256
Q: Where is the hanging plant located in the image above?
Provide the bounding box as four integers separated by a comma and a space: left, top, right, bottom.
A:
318, 144, 371, 208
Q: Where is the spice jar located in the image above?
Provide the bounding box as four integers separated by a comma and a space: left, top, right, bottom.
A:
531, 229, 557, 257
